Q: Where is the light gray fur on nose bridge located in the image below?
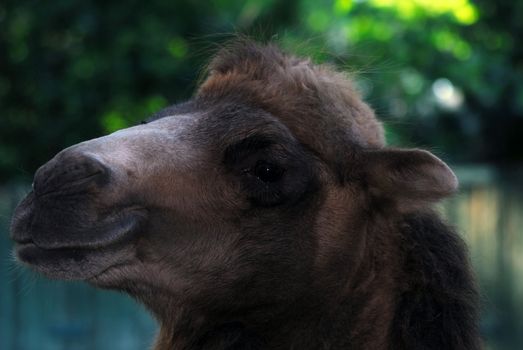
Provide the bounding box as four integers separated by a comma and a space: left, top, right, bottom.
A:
63, 113, 203, 177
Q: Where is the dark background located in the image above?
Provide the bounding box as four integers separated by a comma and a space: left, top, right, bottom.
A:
1, 0, 522, 349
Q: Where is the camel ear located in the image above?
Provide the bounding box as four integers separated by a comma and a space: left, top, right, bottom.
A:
362, 148, 458, 209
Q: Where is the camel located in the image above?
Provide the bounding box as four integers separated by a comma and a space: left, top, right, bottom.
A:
11, 41, 480, 349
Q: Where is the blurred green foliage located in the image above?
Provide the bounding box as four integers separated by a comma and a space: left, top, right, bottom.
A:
1, 0, 522, 182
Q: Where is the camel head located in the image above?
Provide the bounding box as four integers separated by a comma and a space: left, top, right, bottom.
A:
10, 42, 460, 347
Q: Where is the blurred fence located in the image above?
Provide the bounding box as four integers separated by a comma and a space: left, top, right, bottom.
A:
442, 166, 523, 350
1, 165, 522, 350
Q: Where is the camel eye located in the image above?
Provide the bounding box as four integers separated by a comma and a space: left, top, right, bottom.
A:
253, 161, 284, 182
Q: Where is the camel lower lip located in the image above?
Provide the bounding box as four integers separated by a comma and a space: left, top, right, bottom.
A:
13, 240, 132, 281
16, 242, 88, 265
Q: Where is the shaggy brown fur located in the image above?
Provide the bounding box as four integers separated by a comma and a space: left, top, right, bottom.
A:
11, 41, 481, 350
198, 41, 385, 173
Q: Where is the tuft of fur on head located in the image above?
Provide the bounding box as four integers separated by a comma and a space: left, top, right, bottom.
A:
197, 39, 385, 172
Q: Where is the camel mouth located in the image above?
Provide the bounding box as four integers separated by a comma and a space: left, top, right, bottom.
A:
14, 237, 137, 280
10, 191, 148, 280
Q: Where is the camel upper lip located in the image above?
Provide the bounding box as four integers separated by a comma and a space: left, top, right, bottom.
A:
11, 205, 148, 251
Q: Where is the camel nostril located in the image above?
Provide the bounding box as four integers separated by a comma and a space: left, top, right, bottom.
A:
33, 154, 110, 197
